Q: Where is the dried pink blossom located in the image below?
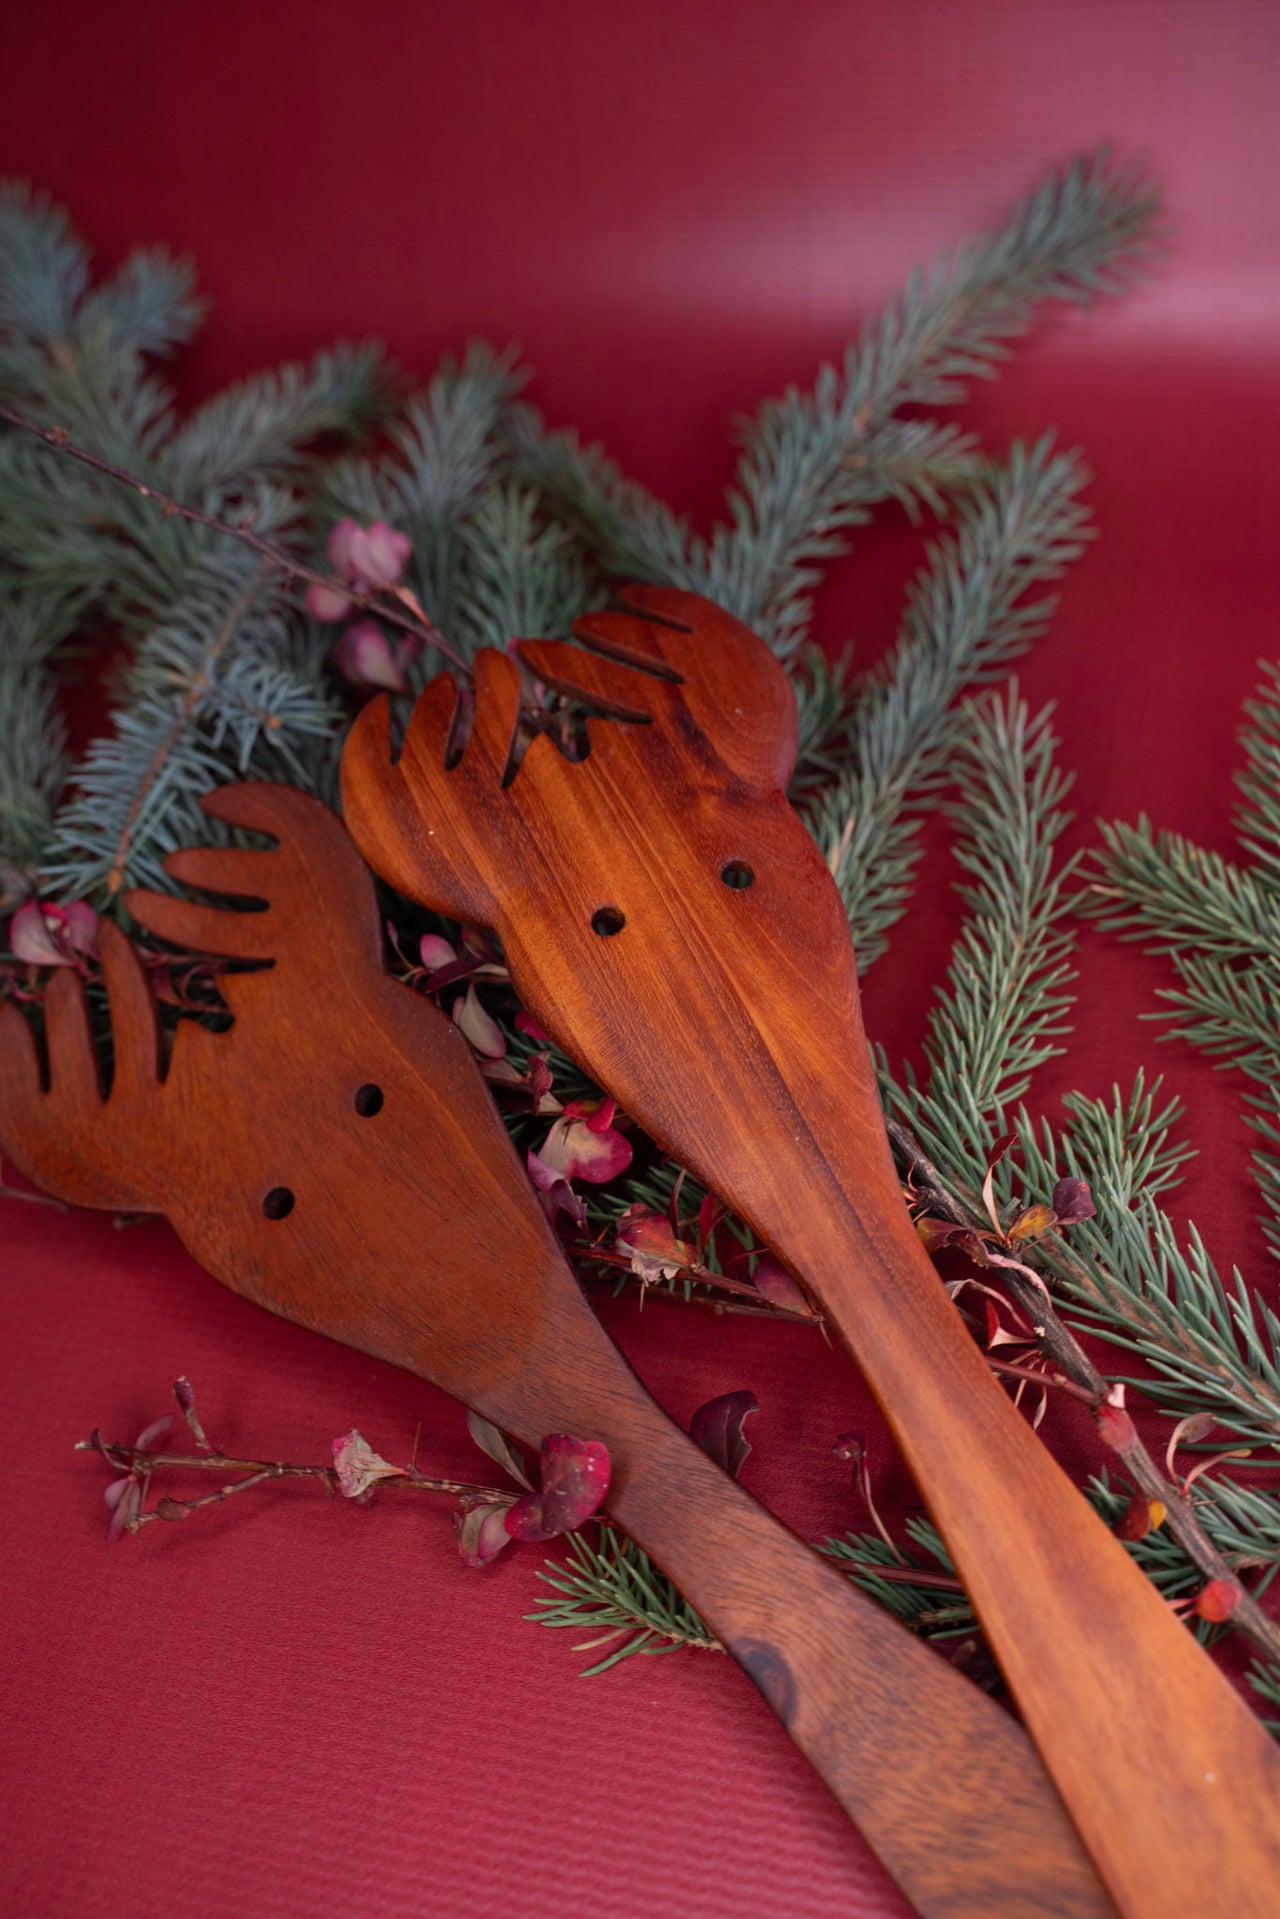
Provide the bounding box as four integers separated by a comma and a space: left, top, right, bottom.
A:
527, 1149, 587, 1227
347, 520, 412, 591
331, 1429, 408, 1499
451, 982, 506, 1059
103, 1413, 174, 1539
538, 1097, 631, 1183
326, 517, 361, 577
332, 620, 423, 694
504, 1433, 610, 1542
10, 898, 99, 967
515, 1011, 551, 1042
305, 580, 356, 622
418, 932, 458, 973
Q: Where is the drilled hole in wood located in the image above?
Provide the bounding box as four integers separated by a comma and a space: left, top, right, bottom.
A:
353, 1083, 384, 1117
262, 1186, 295, 1220
591, 905, 626, 938
720, 859, 755, 891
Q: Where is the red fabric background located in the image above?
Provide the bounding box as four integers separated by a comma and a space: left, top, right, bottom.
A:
4, 5, 1280, 1914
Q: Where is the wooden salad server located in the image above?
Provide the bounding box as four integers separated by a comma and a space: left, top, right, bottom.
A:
0, 783, 1109, 1919
340, 586, 1280, 1919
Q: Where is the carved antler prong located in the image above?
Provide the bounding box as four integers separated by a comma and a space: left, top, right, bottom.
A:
124, 783, 383, 977
44, 967, 103, 1108
517, 640, 657, 723
573, 589, 799, 788
0, 995, 42, 1110
97, 921, 161, 1093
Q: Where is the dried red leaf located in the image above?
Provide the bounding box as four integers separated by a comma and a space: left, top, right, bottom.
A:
751, 1252, 814, 1316
504, 1433, 611, 1542
614, 1204, 694, 1281
697, 1193, 726, 1247
690, 1389, 759, 1479
915, 1215, 967, 1254
526, 1054, 555, 1113
1008, 1202, 1058, 1243
1114, 1492, 1154, 1541
1095, 1386, 1137, 1455
465, 1409, 533, 1490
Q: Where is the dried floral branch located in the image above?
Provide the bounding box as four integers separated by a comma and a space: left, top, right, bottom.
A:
0, 401, 469, 677
81, 1432, 508, 1517
887, 1112, 1280, 1665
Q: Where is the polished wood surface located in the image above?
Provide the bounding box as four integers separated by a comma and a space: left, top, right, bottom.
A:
341, 585, 1280, 1918
0, 784, 1108, 1919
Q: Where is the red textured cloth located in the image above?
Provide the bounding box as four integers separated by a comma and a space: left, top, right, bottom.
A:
4, 5, 1280, 1915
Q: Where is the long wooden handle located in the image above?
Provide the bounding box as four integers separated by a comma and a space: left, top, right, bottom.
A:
532, 1354, 1111, 1919
767, 1164, 1280, 1919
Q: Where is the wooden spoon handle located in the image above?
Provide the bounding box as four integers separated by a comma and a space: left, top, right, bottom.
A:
773, 1176, 1280, 1918
537, 1364, 1111, 1919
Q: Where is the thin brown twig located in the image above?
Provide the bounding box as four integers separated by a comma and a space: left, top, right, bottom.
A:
0, 402, 471, 678
81, 1438, 506, 1504
575, 1242, 819, 1322
886, 1113, 1280, 1666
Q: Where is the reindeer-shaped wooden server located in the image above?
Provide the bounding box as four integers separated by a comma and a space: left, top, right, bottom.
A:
0, 782, 1112, 1919
341, 584, 1280, 1919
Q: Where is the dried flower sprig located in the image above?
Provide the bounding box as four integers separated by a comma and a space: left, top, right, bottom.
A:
80, 1378, 610, 1571
895, 1121, 1280, 1663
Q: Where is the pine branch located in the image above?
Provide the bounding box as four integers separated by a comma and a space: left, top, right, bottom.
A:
1085, 816, 1280, 963
529, 1524, 721, 1675
318, 342, 530, 655
1015, 1087, 1280, 1449
871, 680, 1280, 1664
0, 591, 74, 892
166, 343, 394, 500
1237, 662, 1280, 892
1082, 672, 1280, 1258
875, 681, 1081, 1176
883, 1102, 1280, 1666
0, 403, 463, 674
509, 151, 1156, 656
885, 688, 1079, 1164
807, 443, 1090, 964
452, 483, 592, 655
40, 557, 343, 904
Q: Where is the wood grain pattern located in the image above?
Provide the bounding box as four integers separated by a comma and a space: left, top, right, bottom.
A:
341, 584, 1280, 1918
0, 783, 1108, 1919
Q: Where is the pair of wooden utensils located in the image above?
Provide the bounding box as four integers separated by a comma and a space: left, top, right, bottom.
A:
3, 587, 1277, 1916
